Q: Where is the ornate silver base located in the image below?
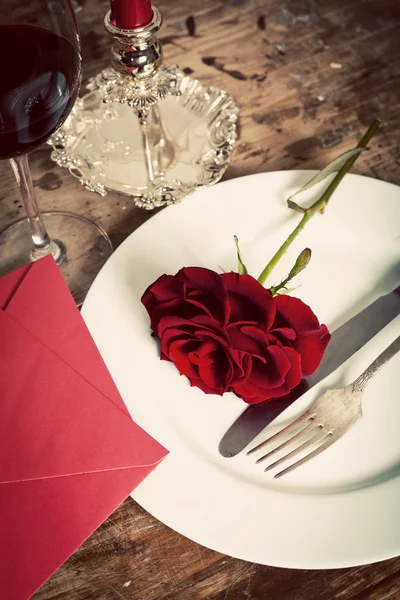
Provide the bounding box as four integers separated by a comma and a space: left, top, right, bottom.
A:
48, 69, 238, 209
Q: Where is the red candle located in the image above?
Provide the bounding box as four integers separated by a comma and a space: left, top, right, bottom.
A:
111, 0, 153, 29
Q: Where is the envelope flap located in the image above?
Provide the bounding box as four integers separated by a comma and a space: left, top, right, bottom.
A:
0, 263, 31, 309
5, 256, 130, 416
0, 309, 167, 483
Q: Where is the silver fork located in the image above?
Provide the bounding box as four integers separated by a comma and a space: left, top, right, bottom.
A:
247, 335, 400, 478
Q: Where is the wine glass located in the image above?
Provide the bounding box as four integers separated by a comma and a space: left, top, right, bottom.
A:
0, 0, 112, 302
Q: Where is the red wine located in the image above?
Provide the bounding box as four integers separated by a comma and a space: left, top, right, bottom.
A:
0, 24, 80, 159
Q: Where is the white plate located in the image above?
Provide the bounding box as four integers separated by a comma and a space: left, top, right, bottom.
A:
82, 171, 400, 569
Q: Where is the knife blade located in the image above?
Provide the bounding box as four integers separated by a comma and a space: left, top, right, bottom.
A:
219, 286, 400, 457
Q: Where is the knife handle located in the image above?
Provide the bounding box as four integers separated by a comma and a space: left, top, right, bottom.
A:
353, 335, 400, 392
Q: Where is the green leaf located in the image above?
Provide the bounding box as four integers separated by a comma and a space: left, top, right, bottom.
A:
287, 199, 306, 213
287, 147, 367, 206
275, 286, 298, 295
233, 235, 248, 275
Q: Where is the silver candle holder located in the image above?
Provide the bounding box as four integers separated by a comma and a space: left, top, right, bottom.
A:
49, 8, 239, 209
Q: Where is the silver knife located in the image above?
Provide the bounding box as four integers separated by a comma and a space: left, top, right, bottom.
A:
219, 286, 400, 458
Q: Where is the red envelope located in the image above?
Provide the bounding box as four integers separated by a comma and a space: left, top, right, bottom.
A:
0, 256, 168, 600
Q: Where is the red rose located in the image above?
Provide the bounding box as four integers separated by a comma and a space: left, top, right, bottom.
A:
141, 267, 331, 404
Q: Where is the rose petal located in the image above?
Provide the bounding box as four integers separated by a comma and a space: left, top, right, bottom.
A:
222, 273, 275, 330
192, 339, 219, 357
231, 351, 285, 399
142, 267, 231, 332
292, 325, 331, 375
273, 295, 330, 376
159, 326, 193, 356
188, 351, 214, 367
279, 346, 302, 390
189, 377, 225, 396
227, 325, 266, 359
191, 315, 230, 344
264, 345, 292, 382
180, 267, 230, 325
269, 327, 297, 341
231, 344, 302, 403
273, 295, 321, 332
233, 377, 299, 404
240, 325, 279, 349
160, 330, 230, 371
148, 300, 203, 334
227, 348, 248, 381
168, 339, 200, 379
241, 346, 290, 391
189, 340, 226, 371
198, 350, 233, 392
157, 315, 206, 337
240, 352, 252, 381
142, 273, 183, 309
232, 375, 290, 403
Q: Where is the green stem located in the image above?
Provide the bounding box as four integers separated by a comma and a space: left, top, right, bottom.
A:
269, 278, 290, 296
258, 213, 311, 285
257, 119, 380, 285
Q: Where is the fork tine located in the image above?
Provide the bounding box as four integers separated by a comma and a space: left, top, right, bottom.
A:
264, 429, 327, 473
247, 412, 312, 455
273, 432, 335, 478
255, 420, 317, 464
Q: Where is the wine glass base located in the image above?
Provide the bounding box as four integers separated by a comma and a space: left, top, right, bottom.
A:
0, 211, 113, 305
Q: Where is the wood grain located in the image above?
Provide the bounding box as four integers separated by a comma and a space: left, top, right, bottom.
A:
1, 0, 400, 598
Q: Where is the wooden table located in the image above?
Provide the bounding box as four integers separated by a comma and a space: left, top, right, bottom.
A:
1, 0, 400, 598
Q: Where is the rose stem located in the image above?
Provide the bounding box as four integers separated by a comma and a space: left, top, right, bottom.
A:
257, 119, 381, 286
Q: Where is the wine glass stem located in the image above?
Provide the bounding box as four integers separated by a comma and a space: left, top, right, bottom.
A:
10, 154, 62, 262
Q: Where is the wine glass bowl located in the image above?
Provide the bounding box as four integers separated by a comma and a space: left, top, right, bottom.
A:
0, 0, 112, 302
0, 0, 82, 159
0, 24, 81, 159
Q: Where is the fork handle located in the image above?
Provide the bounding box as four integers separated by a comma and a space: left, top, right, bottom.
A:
352, 335, 400, 392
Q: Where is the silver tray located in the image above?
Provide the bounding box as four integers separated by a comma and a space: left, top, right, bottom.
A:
49, 69, 239, 209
